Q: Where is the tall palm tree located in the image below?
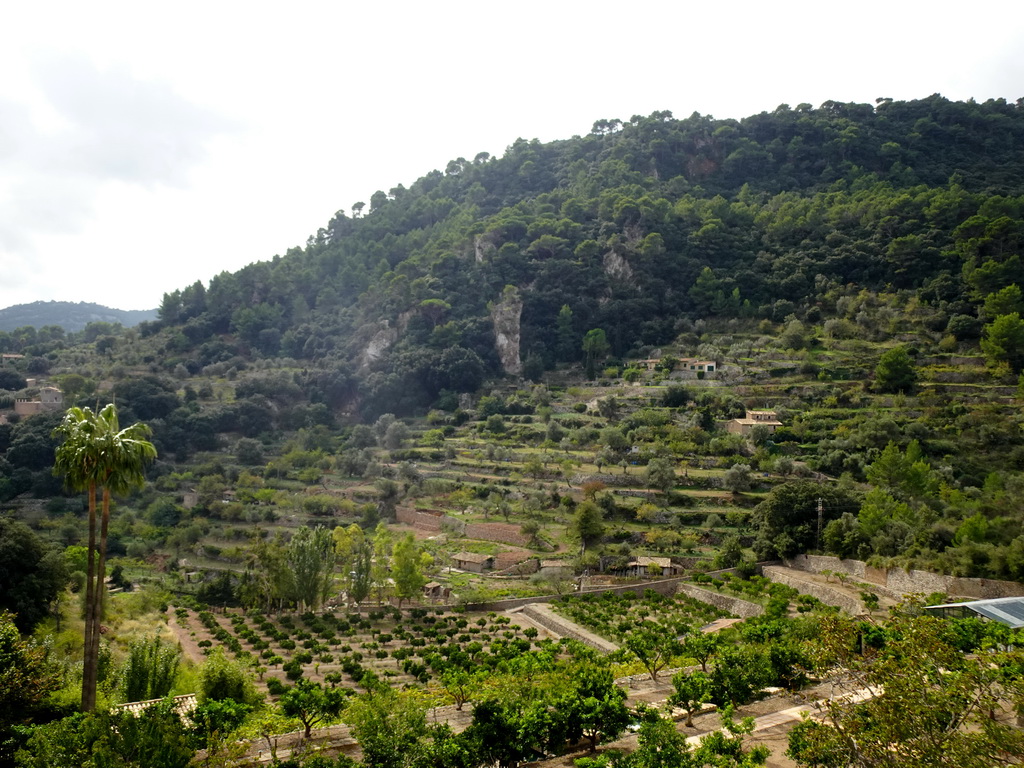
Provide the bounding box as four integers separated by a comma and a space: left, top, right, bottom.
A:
54, 407, 103, 710
54, 404, 156, 711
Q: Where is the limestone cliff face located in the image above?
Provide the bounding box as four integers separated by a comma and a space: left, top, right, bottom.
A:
490, 286, 523, 376
358, 322, 398, 369
357, 311, 416, 370
474, 233, 499, 264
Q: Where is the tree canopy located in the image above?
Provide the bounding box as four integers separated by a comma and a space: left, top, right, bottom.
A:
0, 518, 65, 632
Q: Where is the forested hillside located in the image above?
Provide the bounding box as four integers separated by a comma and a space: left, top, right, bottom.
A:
141, 95, 1024, 416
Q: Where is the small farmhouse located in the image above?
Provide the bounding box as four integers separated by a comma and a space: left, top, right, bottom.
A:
625, 556, 680, 578
727, 409, 783, 436
635, 358, 662, 370
681, 358, 716, 373
422, 581, 451, 603
452, 552, 494, 573
632, 357, 716, 374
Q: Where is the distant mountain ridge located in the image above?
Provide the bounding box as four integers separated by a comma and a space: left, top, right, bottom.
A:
0, 301, 157, 332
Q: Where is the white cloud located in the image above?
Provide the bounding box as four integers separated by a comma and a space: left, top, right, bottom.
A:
30, 55, 236, 186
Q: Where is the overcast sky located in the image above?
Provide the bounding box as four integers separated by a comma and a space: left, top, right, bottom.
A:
1, 1, 1022, 312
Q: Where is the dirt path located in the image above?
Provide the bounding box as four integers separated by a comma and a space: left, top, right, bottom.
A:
167, 611, 207, 667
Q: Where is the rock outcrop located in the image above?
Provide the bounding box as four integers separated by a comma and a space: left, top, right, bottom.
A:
358, 322, 398, 369
603, 251, 634, 283
490, 286, 523, 376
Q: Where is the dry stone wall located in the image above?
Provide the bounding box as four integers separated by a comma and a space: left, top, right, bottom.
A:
491, 558, 540, 577
675, 584, 764, 619
395, 507, 530, 546
789, 555, 865, 579
395, 507, 450, 533
466, 575, 690, 612
520, 603, 619, 653
464, 522, 530, 547
786, 555, 1024, 600
762, 566, 864, 614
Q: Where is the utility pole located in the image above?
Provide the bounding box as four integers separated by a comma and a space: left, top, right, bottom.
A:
815, 497, 823, 551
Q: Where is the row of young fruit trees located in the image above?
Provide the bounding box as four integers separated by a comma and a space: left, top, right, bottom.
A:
166, 578, 834, 761
151, 553, 1024, 768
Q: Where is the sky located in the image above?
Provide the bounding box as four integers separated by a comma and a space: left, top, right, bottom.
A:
1, 1, 1022, 312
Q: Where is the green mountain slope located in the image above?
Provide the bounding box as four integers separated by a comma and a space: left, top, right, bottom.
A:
143, 95, 1024, 417
0, 301, 157, 333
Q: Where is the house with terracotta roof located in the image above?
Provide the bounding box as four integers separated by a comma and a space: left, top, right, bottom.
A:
727, 409, 782, 436
680, 358, 716, 374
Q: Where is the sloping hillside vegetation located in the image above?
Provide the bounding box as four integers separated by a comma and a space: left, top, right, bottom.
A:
137, 95, 1024, 417
1, 96, 1023, 584
0, 302, 156, 333
3, 95, 1024, 768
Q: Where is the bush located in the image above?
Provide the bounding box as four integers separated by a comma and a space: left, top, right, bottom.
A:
283, 660, 304, 681
198, 650, 262, 706
266, 677, 288, 696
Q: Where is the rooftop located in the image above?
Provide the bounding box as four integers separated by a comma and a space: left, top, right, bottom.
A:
925, 596, 1024, 628
452, 551, 494, 564
630, 556, 673, 568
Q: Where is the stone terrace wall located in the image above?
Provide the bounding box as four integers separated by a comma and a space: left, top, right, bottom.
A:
464, 521, 531, 547
893, 570, 1024, 599
466, 575, 691, 612
789, 555, 866, 580
492, 557, 539, 576
395, 507, 530, 546
396, 507, 456, 533
675, 584, 764, 619
786, 555, 1024, 600
521, 603, 619, 653
762, 566, 863, 614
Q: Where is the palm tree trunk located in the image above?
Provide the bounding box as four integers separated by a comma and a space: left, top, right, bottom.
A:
86, 487, 112, 708
82, 483, 98, 712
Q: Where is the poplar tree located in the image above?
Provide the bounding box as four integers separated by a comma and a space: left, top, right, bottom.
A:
288, 525, 335, 612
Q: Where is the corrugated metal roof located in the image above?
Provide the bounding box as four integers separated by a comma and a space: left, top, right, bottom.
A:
925, 597, 1024, 628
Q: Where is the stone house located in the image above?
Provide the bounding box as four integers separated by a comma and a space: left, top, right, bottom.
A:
631, 357, 716, 374
727, 409, 783, 436
14, 386, 64, 417
680, 358, 716, 373
625, 556, 680, 578
634, 359, 662, 370
452, 552, 495, 573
